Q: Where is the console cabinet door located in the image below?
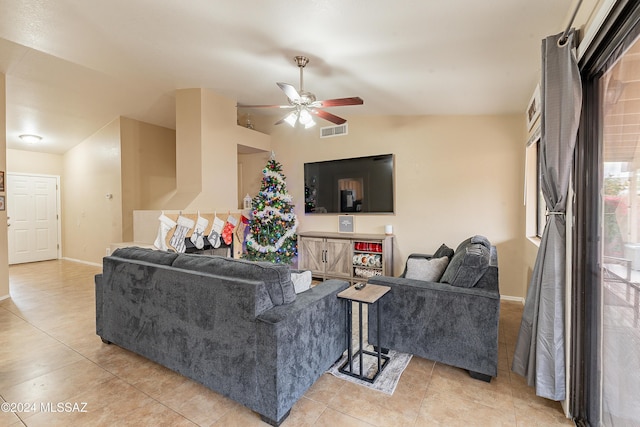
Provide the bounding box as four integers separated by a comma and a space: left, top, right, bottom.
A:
298, 237, 325, 275
324, 238, 351, 278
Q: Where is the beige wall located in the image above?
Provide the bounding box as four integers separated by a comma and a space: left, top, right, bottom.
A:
63, 118, 123, 264
120, 117, 176, 241
238, 151, 271, 208
0, 74, 7, 299
166, 89, 272, 211
57, 91, 270, 265
7, 149, 64, 176
172, 89, 271, 211
270, 114, 527, 298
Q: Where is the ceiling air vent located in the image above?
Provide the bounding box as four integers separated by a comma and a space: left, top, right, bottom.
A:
320, 123, 348, 138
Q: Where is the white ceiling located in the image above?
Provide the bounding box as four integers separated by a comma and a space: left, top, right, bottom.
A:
0, 0, 588, 154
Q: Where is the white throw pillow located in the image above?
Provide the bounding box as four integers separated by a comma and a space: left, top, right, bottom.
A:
405, 256, 450, 282
291, 270, 312, 293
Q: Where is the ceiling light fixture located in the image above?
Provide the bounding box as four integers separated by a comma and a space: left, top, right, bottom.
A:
19, 134, 43, 144
283, 107, 316, 129
298, 109, 315, 128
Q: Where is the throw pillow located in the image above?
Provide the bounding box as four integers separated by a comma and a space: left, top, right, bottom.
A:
471, 235, 491, 248
405, 256, 450, 282
291, 270, 312, 294
441, 240, 490, 288
432, 243, 454, 260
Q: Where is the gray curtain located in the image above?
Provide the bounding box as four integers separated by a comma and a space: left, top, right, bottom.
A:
512, 29, 582, 401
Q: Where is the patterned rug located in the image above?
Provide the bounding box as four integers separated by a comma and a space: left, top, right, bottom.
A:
328, 347, 412, 395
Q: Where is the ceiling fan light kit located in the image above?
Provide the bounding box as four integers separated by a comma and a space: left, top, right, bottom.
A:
238, 56, 363, 129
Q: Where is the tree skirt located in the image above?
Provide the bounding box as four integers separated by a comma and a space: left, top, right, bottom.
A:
328, 348, 412, 395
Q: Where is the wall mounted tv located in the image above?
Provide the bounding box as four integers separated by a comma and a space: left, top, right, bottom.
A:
304, 154, 395, 214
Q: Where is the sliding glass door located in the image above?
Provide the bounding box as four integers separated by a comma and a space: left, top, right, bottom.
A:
575, 2, 640, 425
599, 32, 640, 426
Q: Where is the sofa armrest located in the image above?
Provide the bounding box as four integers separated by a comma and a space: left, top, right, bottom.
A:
368, 274, 500, 300
254, 279, 349, 423
256, 279, 348, 323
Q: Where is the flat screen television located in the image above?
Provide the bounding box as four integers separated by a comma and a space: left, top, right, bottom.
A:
304, 154, 394, 214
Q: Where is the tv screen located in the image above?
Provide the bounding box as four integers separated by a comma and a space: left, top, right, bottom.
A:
304, 154, 394, 214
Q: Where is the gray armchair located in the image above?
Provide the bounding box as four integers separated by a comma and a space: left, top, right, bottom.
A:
367, 237, 500, 381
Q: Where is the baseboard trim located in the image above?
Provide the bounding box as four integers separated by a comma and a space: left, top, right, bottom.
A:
62, 257, 102, 268
500, 295, 525, 305
0, 294, 10, 302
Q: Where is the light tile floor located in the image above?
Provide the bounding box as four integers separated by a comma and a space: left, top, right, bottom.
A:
0, 260, 572, 426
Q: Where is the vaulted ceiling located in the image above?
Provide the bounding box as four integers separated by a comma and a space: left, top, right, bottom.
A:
0, 1, 591, 154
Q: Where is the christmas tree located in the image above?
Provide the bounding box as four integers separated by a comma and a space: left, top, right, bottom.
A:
244, 154, 298, 264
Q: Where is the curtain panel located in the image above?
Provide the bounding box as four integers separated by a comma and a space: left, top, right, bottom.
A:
512, 29, 582, 401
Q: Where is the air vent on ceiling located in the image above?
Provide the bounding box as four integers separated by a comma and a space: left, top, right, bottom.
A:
320, 123, 348, 138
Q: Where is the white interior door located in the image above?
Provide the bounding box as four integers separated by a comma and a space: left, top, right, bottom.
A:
8, 174, 60, 264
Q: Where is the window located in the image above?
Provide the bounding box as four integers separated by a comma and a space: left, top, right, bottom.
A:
525, 126, 546, 239
536, 140, 547, 237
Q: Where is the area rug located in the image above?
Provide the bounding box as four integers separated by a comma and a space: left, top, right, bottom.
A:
328, 347, 412, 395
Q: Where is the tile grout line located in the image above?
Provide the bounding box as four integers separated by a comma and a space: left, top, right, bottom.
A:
4, 269, 203, 427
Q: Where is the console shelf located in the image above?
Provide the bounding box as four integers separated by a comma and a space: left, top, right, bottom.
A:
298, 231, 394, 285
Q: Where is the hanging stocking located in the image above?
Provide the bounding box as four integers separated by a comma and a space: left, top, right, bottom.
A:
169, 215, 195, 253
222, 215, 238, 245
153, 213, 177, 251
190, 213, 209, 250
207, 216, 225, 249
235, 214, 250, 244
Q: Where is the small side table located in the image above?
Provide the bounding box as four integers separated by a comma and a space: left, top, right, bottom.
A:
337, 283, 391, 383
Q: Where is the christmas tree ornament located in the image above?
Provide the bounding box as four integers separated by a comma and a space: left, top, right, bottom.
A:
190, 212, 209, 250
153, 213, 177, 251
169, 215, 195, 253
243, 194, 252, 210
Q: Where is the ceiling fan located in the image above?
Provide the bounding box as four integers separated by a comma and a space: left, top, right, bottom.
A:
237, 56, 364, 128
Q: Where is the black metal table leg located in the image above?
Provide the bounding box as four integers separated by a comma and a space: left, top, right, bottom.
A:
347, 298, 352, 373
358, 301, 364, 378
338, 285, 391, 383
377, 296, 382, 373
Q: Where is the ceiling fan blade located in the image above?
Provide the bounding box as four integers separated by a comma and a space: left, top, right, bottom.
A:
311, 109, 347, 125
314, 97, 364, 107
277, 82, 301, 102
237, 103, 294, 109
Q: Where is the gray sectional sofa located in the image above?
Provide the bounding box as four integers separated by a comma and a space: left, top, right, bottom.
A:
367, 236, 500, 381
95, 247, 348, 426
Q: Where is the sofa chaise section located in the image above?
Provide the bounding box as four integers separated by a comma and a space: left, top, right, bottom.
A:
95, 248, 348, 426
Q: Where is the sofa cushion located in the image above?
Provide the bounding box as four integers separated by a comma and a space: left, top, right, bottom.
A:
405, 256, 449, 282
171, 254, 296, 306
432, 243, 455, 260
441, 237, 491, 288
111, 246, 179, 265
455, 235, 491, 252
